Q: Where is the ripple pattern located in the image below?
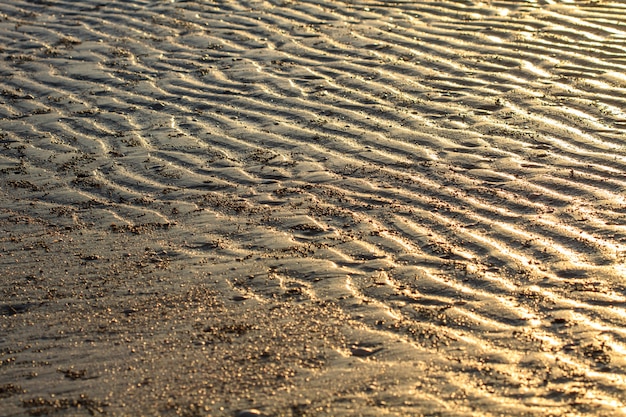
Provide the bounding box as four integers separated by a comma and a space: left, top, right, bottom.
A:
2, 0, 626, 415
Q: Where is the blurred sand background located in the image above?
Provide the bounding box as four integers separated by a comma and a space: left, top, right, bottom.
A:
2, 0, 626, 416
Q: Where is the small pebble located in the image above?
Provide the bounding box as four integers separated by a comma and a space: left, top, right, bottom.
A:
235, 410, 263, 417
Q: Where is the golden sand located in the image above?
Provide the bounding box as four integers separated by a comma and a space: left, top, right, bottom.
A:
2, 1, 626, 416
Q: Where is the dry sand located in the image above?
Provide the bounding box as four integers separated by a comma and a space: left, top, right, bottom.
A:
1, 0, 626, 416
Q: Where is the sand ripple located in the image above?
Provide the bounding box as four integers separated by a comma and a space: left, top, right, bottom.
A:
2, 1, 626, 415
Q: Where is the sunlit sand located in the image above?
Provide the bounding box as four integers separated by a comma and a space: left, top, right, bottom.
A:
2, 1, 626, 416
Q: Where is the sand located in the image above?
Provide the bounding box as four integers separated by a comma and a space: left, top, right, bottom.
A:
1, 0, 626, 416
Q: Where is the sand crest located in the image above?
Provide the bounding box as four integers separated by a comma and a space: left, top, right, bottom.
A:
2, 1, 626, 416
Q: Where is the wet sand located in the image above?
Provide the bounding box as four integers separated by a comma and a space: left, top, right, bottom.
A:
2, 1, 626, 416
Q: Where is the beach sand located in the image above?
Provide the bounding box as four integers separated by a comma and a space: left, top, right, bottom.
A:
1, 1, 626, 415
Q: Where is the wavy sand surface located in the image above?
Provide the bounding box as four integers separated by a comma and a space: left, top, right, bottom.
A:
2, 1, 626, 416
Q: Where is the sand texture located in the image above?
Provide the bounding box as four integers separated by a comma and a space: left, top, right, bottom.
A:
2, 1, 626, 416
